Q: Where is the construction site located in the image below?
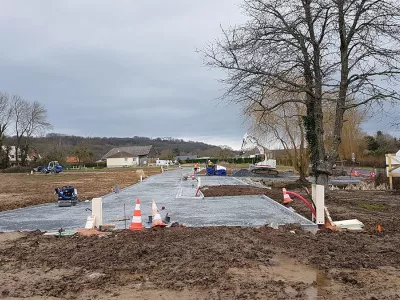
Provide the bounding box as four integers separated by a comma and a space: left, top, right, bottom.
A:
0, 164, 399, 300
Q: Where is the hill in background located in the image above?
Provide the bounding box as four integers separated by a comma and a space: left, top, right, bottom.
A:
4, 133, 235, 161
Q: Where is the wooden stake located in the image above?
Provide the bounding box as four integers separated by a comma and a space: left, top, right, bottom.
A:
388, 154, 393, 190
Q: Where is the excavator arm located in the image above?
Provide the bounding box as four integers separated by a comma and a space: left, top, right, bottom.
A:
240, 133, 278, 176
240, 133, 265, 155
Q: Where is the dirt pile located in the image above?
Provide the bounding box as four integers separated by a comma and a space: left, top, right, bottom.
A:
201, 185, 270, 197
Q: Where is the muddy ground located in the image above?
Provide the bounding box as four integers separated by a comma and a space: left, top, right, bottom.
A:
1, 187, 399, 299
0, 168, 161, 212
201, 185, 270, 197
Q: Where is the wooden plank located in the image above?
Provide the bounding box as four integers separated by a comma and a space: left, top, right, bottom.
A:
111, 218, 130, 222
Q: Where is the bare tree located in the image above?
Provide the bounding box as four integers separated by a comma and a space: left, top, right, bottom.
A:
10, 95, 29, 165
0, 92, 12, 168
11, 96, 51, 165
201, 0, 400, 187
249, 100, 309, 181
324, 106, 366, 162
20, 101, 52, 164
0, 92, 12, 145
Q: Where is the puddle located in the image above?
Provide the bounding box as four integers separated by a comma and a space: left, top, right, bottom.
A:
228, 255, 332, 299
269, 256, 331, 299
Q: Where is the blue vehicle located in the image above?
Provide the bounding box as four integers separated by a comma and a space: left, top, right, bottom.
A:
206, 164, 227, 176
41, 161, 63, 174
55, 186, 78, 207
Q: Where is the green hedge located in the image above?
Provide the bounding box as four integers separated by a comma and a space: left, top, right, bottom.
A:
63, 162, 107, 169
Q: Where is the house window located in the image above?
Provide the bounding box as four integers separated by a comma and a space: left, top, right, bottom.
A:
124, 158, 128, 162
10, 155, 15, 159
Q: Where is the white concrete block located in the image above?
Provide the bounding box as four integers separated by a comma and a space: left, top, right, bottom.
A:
85, 215, 96, 229
92, 198, 103, 228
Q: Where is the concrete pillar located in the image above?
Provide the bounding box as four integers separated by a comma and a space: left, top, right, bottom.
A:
315, 185, 325, 225
115, 184, 120, 193
92, 198, 103, 228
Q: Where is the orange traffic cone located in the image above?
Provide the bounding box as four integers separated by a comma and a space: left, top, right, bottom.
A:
151, 200, 167, 228
128, 199, 143, 231
377, 224, 382, 233
282, 188, 293, 204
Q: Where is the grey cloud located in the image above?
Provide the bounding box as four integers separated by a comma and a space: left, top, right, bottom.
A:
0, 0, 247, 148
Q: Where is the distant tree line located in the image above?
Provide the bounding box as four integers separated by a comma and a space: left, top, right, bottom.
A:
3, 133, 236, 165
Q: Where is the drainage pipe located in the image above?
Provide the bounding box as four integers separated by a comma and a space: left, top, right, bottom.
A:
195, 186, 201, 197
286, 191, 316, 217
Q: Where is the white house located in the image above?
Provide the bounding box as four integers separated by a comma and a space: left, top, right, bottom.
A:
1, 146, 40, 166
101, 145, 156, 168
155, 159, 173, 166
105, 151, 139, 168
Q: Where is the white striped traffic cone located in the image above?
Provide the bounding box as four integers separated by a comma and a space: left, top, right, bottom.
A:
282, 188, 293, 204
151, 199, 167, 228
129, 199, 143, 230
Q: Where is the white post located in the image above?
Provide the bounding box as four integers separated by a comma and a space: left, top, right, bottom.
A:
92, 198, 103, 228
140, 175, 143, 182
161, 166, 164, 173
315, 185, 325, 225
311, 184, 316, 222
388, 154, 393, 190
197, 177, 201, 188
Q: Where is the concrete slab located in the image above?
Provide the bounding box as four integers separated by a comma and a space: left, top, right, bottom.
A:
0, 168, 317, 232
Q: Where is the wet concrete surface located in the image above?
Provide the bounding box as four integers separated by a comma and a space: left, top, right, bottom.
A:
0, 168, 316, 232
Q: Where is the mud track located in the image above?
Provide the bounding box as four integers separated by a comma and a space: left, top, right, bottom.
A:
0, 188, 399, 299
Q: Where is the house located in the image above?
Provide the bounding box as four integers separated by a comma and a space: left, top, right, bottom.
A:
66, 156, 80, 163
101, 145, 156, 167
156, 159, 173, 166
1, 146, 40, 166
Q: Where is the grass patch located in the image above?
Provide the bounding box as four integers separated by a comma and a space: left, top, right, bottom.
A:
357, 202, 387, 211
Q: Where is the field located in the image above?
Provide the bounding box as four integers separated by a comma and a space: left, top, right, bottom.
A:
0, 167, 162, 212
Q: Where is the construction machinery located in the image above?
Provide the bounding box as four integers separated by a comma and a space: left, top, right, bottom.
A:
41, 161, 63, 174
55, 186, 78, 207
240, 133, 278, 176
206, 163, 227, 176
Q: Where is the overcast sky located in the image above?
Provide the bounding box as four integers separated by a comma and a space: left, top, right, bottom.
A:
0, 0, 250, 149
0, 1, 397, 152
